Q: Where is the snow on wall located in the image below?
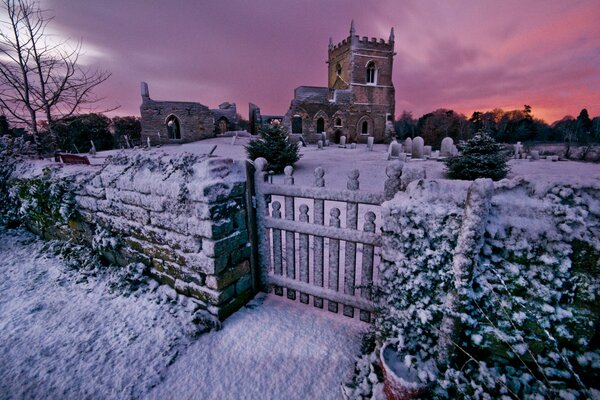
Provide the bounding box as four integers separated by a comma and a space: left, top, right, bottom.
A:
380, 177, 600, 398
9, 151, 253, 321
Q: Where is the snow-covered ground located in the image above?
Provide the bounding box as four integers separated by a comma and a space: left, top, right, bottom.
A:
51, 136, 600, 192
0, 227, 366, 399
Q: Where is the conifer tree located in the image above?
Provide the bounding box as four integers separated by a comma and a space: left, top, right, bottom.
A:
245, 122, 301, 173
444, 131, 509, 180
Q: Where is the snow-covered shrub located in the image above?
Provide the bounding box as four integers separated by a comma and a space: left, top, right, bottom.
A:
9, 170, 76, 235
0, 135, 34, 226
445, 132, 510, 181
371, 179, 599, 399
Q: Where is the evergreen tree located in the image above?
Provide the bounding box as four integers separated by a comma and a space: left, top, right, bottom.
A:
245, 122, 301, 173
444, 131, 510, 181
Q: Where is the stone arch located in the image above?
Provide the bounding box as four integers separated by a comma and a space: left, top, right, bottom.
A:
165, 114, 182, 140
332, 111, 345, 128
217, 117, 229, 134
356, 115, 374, 136
313, 110, 329, 133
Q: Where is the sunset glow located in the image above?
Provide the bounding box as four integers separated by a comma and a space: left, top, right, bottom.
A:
40, 0, 600, 123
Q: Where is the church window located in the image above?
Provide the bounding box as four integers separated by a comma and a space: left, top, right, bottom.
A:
292, 115, 302, 134
166, 115, 181, 140
366, 61, 376, 84
316, 117, 325, 133
336, 63, 342, 76
335, 118, 342, 127
361, 120, 369, 135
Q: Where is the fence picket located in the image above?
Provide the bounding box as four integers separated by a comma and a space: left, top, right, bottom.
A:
360, 211, 376, 322
299, 204, 310, 304
272, 201, 283, 296
313, 167, 325, 309
284, 166, 296, 300
328, 208, 341, 313
343, 170, 360, 318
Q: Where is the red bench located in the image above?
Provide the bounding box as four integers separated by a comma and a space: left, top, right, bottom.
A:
58, 153, 90, 165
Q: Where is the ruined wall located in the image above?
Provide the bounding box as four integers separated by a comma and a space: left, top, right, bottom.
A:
379, 177, 600, 397
9, 153, 253, 321
140, 97, 215, 145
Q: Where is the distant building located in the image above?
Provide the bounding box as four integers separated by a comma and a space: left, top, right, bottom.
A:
139, 82, 238, 145
283, 21, 396, 144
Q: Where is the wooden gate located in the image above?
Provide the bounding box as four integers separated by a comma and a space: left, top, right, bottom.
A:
248, 158, 385, 322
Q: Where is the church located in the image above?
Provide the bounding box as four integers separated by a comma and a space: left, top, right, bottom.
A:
281, 21, 396, 144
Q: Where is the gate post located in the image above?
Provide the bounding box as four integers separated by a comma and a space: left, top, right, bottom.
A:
249, 158, 271, 292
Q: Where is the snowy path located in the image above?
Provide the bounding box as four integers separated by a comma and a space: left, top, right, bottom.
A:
0, 228, 366, 399
149, 294, 367, 400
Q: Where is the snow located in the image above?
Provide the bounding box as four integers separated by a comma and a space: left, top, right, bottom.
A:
0, 227, 366, 399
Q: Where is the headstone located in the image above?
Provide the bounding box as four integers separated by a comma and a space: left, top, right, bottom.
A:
431, 150, 440, 159
317, 140, 323, 149
451, 145, 459, 156
350, 143, 356, 149
324, 140, 330, 147
514, 142, 522, 159
89, 140, 96, 156
387, 140, 402, 160
367, 136, 374, 151
412, 136, 424, 159
146, 137, 151, 149
385, 120, 395, 142
231, 132, 238, 145
440, 137, 454, 157
551, 155, 559, 162
530, 150, 540, 160
423, 145, 432, 157
339, 136, 347, 148
404, 137, 413, 155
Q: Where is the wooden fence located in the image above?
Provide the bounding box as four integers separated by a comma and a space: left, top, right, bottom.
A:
250, 157, 388, 322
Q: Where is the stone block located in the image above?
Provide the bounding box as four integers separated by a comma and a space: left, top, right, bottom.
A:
83, 185, 105, 199
187, 281, 235, 306
105, 188, 165, 212
235, 273, 253, 294
207, 289, 256, 321
75, 195, 98, 212
205, 260, 250, 290
202, 230, 249, 258
184, 252, 230, 275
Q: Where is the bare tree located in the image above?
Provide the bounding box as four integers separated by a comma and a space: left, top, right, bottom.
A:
0, 0, 111, 155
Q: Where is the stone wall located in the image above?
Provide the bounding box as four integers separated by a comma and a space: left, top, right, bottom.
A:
379, 177, 600, 396
9, 152, 254, 321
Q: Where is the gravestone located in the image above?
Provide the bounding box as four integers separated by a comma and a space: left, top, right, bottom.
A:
317, 140, 323, 149
89, 140, 96, 156
530, 150, 540, 160
367, 136, 374, 151
339, 136, 347, 148
412, 136, 424, 159
423, 145, 432, 157
431, 150, 440, 159
404, 137, 413, 155
514, 142, 522, 159
350, 143, 356, 149
387, 140, 402, 160
324, 140, 330, 146
440, 137, 454, 157
451, 145, 459, 156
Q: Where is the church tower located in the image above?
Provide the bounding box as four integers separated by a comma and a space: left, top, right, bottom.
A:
327, 20, 395, 107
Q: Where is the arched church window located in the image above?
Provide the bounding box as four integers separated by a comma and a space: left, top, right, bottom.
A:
361, 120, 369, 135
166, 115, 181, 139
335, 118, 342, 127
316, 117, 325, 133
336, 63, 342, 76
292, 115, 302, 134
366, 61, 376, 84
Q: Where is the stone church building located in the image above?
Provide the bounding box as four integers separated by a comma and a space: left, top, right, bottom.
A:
282, 21, 396, 144
139, 82, 238, 145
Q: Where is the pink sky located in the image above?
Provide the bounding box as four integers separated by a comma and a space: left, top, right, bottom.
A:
43, 0, 600, 124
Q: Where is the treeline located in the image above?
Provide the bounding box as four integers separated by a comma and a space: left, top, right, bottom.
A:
395, 106, 600, 149
0, 114, 141, 154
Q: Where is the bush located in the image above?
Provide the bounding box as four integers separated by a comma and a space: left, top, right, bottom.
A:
53, 113, 113, 153
245, 122, 301, 173
445, 131, 510, 180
